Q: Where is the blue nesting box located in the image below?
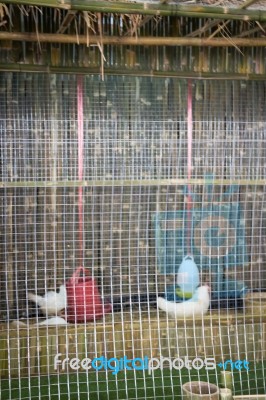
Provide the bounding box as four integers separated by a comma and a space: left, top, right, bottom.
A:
154, 199, 249, 300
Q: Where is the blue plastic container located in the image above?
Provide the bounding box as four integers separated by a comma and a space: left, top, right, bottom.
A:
176, 255, 200, 299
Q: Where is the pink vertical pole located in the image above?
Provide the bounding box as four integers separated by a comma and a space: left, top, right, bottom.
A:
77, 76, 84, 261
187, 80, 193, 255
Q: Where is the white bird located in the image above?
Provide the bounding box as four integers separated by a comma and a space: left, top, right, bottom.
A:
157, 285, 210, 319
27, 285, 67, 316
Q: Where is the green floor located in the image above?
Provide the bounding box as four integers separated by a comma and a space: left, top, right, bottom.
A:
1, 362, 265, 400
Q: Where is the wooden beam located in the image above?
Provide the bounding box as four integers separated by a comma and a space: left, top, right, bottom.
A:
1, 31, 266, 46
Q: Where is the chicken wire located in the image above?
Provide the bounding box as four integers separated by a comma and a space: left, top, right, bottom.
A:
0, 74, 265, 400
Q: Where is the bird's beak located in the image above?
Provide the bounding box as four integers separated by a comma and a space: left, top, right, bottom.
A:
59, 309, 66, 318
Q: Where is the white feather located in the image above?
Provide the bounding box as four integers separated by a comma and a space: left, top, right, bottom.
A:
37, 317, 68, 326
157, 285, 210, 318
11, 316, 68, 328
27, 285, 67, 316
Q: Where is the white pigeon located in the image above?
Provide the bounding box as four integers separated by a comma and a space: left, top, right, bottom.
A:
157, 285, 210, 319
27, 285, 67, 316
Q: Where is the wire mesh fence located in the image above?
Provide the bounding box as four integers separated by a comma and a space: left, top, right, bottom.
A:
0, 73, 265, 400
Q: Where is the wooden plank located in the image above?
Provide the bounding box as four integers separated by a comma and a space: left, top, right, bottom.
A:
0, 315, 265, 377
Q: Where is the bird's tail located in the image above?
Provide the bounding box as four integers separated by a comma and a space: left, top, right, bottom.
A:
27, 292, 43, 304
11, 320, 27, 328
157, 297, 172, 312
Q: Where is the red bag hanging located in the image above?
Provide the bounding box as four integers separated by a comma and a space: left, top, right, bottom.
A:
66, 266, 112, 323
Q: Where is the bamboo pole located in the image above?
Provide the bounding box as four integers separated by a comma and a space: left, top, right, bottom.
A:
1, 63, 266, 80
2, 32, 266, 46
189, 0, 263, 45
2, 0, 266, 21
241, 0, 261, 8
198, 0, 265, 41
0, 178, 265, 188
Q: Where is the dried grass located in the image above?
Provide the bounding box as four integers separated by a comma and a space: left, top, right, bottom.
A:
179, 0, 262, 7
123, 14, 162, 37
0, 3, 10, 27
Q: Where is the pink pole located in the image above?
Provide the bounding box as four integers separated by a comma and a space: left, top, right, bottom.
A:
187, 80, 193, 255
77, 76, 84, 261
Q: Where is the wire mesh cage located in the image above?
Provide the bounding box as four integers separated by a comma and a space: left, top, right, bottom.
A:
0, 73, 266, 400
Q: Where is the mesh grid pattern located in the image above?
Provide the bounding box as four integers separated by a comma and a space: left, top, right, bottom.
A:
0, 74, 265, 400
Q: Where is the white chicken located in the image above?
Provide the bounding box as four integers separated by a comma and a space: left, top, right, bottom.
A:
27, 285, 67, 316
157, 285, 210, 319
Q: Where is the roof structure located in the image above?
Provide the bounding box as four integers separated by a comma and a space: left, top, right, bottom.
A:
0, 0, 266, 78
1, 0, 266, 21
